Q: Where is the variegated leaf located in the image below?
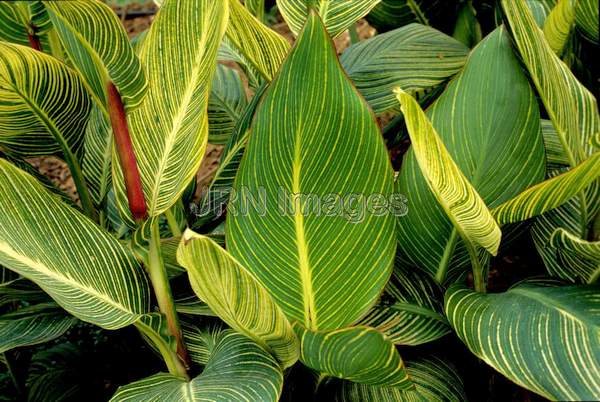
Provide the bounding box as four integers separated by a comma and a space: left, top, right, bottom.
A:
113, 0, 228, 222
445, 283, 600, 401
543, 0, 576, 55
395, 27, 545, 283
325, 357, 466, 402
0, 303, 76, 353
0, 42, 90, 157
225, 0, 290, 81
502, 0, 599, 164
43, 0, 147, 112
227, 12, 396, 330
111, 330, 283, 402
295, 324, 411, 388
492, 152, 600, 224
359, 260, 450, 345
278, 0, 381, 38
0, 159, 150, 329
340, 24, 469, 115
177, 231, 299, 368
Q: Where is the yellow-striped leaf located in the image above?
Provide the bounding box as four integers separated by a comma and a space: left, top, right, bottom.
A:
176, 231, 299, 368
225, 0, 290, 81
83, 105, 112, 205
395, 27, 545, 282
112, 0, 228, 223
365, 0, 451, 32
111, 330, 283, 402
0, 42, 91, 157
226, 12, 396, 330
0, 303, 76, 353
575, 0, 598, 44
359, 260, 450, 346
445, 283, 600, 401
0, 159, 150, 329
395, 88, 501, 255
278, 0, 381, 38
325, 357, 466, 402
207, 64, 248, 145
340, 23, 469, 115
493, 152, 600, 224
550, 228, 600, 283
295, 324, 411, 388
502, 0, 599, 165
43, 0, 147, 113
543, 0, 576, 55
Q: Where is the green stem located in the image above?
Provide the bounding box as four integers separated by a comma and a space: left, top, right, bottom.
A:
134, 322, 189, 379
164, 208, 182, 237
148, 219, 190, 367
466, 242, 486, 293
436, 228, 459, 283
349, 22, 360, 44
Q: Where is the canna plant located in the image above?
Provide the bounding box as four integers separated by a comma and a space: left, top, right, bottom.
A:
0, 0, 598, 401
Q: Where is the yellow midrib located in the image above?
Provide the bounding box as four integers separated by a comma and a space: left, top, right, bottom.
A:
292, 129, 316, 329
0, 240, 134, 315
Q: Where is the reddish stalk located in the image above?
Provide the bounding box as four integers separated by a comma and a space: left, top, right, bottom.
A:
106, 82, 147, 221
27, 32, 41, 51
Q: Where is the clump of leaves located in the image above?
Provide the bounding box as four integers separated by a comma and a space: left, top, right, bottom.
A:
0, 0, 598, 401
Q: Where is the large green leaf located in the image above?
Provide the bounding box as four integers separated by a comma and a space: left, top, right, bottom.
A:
340, 23, 469, 115
295, 325, 411, 388
0, 42, 91, 157
502, 0, 599, 165
575, 0, 598, 44
176, 231, 299, 368
395, 27, 545, 282
226, 12, 396, 331
326, 356, 466, 402
0, 303, 76, 353
492, 152, 600, 224
112, 0, 228, 223
359, 260, 450, 345
43, 0, 147, 112
278, 0, 380, 38
111, 330, 283, 402
225, 0, 290, 82
0, 159, 150, 329
445, 283, 600, 401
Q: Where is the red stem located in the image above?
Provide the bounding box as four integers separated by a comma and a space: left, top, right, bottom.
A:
107, 82, 147, 221
27, 33, 41, 51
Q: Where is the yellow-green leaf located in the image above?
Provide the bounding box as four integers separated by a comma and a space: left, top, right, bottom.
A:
394, 88, 501, 255
295, 324, 411, 388
0, 159, 150, 330
278, 0, 381, 38
445, 283, 600, 401
493, 152, 600, 224
177, 231, 299, 368
225, 0, 290, 81
226, 12, 396, 331
502, 0, 599, 165
43, 0, 147, 113
543, 0, 576, 55
112, 0, 229, 223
